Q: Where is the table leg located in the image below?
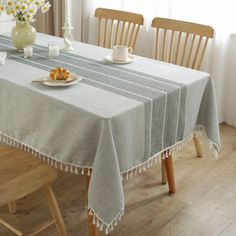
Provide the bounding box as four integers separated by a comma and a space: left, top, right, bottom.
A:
193, 135, 203, 158
86, 172, 100, 236
161, 158, 167, 184
164, 153, 176, 194
8, 201, 17, 214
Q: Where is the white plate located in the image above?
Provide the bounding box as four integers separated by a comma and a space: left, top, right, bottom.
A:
42, 73, 82, 87
105, 55, 134, 64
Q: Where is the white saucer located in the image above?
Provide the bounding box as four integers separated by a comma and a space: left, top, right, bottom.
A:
42, 73, 82, 87
105, 55, 134, 64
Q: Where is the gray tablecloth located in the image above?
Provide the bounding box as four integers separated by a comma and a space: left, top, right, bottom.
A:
0, 34, 220, 233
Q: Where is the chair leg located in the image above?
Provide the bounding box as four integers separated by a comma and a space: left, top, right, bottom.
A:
193, 135, 202, 158
8, 201, 17, 214
164, 153, 176, 194
0, 218, 23, 235
161, 158, 167, 184
86, 171, 100, 236
42, 185, 67, 236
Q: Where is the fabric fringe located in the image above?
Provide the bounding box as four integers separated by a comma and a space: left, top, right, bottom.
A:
0, 132, 92, 177
88, 205, 124, 235
194, 125, 220, 159
120, 126, 220, 181
0, 127, 220, 234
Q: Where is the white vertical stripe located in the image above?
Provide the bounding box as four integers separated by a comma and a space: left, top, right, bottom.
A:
175, 87, 181, 142
161, 94, 168, 150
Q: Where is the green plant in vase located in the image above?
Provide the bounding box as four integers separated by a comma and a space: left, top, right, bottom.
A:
0, 0, 51, 51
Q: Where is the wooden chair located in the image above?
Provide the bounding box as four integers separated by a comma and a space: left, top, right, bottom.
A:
0, 146, 67, 236
151, 17, 214, 70
94, 8, 144, 50
151, 17, 214, 186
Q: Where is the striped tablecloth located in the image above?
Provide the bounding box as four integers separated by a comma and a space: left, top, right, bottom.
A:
0, 33, 220, 233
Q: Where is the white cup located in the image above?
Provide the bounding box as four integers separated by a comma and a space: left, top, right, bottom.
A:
23, 45, 33, 58
112, 45, 133, 61
48, 42, 60, 58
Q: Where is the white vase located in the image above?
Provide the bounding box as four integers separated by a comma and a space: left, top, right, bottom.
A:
11, 21, 36, 52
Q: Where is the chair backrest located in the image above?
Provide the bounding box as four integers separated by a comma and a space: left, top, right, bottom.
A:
94, 8, 144, 50
151, 17, 214, 70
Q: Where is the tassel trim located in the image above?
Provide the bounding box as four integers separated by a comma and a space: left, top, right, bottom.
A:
0, 132, 92, 176
88, 205, 124, 234
120, 126, 220, 181
0, 127, 220, 234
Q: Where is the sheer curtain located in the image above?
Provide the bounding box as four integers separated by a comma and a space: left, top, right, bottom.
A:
81, 0, 236, 126
83, 0, 171, 57
169, 0, 236, 125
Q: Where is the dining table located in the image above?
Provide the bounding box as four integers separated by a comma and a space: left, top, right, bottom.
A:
0, 33, 220, 235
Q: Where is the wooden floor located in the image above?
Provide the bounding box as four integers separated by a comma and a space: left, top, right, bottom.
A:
1, 124, 236, 236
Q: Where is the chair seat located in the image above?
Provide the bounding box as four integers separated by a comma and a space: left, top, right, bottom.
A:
0, 148, 57, 206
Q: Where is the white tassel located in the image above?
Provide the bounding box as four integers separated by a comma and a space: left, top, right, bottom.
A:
70, 165, 73, 173
92, 215, 96, 224
130, 170, 133, 177
105, 227, 109, 235
113, 219, 117, 226
118, 214, 122, 221
161, 154, 165, 160
75, 167, 79, 174
110, 225, 114, 231
65, 165, 69, 172
87, 168, 91, 176
126, 173, 129, 180
96, 220, 100, 227
150, 160, 153, 166
81, 168, 85, 175
139, 166, 142, 173
99, 223, 104, 231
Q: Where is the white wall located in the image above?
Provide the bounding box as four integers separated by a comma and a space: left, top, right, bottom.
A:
0, 14, 14, 34
70, 0, 83, 41
223, 34, 236, 126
